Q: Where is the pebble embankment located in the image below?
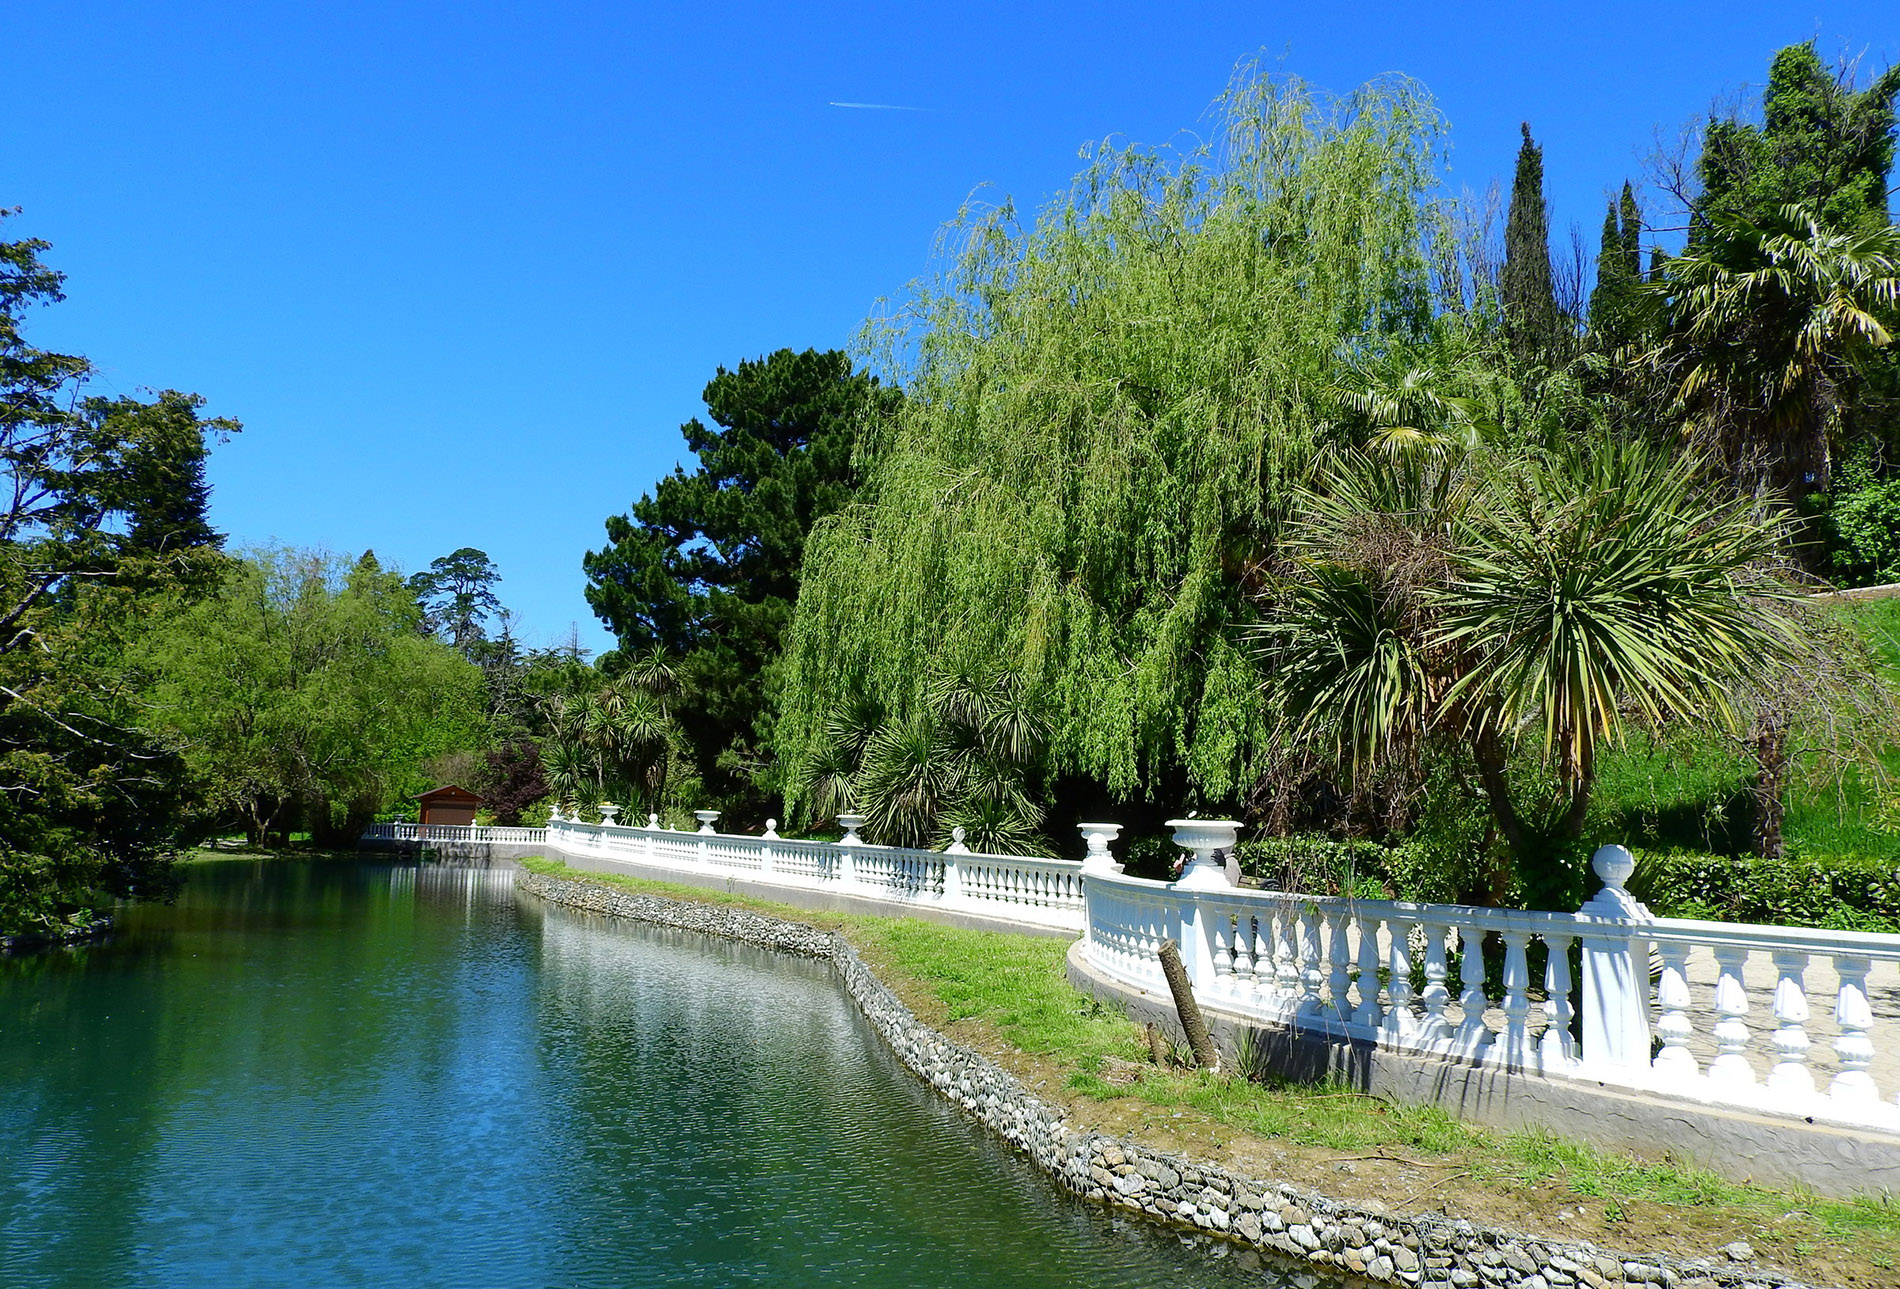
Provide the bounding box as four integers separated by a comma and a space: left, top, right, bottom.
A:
518, 870, 1822, 1289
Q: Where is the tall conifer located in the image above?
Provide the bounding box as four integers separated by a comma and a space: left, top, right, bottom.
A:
1590, 182, 1644, 348
1501, 122, 1559, 362
1618, 182, 1642, 277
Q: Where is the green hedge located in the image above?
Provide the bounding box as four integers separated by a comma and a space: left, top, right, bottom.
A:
1232, 836, 1428, 900
1629, 847, 1900, 933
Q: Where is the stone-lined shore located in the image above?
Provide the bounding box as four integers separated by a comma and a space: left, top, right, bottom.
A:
517, 870, 1821, 1289
0, 915, 112, 955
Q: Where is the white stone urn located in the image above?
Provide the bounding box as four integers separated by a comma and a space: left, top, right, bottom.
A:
1166, 818, 1241, 889
1077, 822, 1124, 874
598, 801, 620, 826
694, 810, 721, 835
835, 814, 867, 845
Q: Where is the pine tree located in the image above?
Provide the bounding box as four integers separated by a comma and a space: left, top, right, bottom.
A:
1589, 201, 1626, 343
1500, 122, 1559, 363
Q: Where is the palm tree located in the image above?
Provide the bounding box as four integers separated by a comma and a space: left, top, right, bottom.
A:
537, 664, 679, 815
1653, 203, 1900, 501
1256, 436, 1803, 903
1331, 355, 1496, 458
795, 668, 1050, 853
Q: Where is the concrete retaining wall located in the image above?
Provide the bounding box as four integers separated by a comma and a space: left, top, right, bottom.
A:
358, 838, 542, 864
518, 869, 1815, 1289
1065, 940, 1900, 1202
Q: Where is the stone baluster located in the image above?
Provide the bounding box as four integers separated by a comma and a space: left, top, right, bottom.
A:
1353, 916, 1385, 1029
1651, 939, 1699, 1082
1211, 908, 1235, 986
1540, 932, 1577, 1068
1297, 906, 1325, 1020
1766, 949, 1814, 1097
1229, 910, 1255, 992
1381, 917, 1417, 1045
1454, 927, 1493, 1058
1326, 909, 1352, 1023
1466, 939, 1527, 1072
1273, 903, 1300, 1001
1418, 918, 1452, 1046
1707, 944, 1755, 1086
1831, 954, 1878, 1105
1252, 912, 1276, 1002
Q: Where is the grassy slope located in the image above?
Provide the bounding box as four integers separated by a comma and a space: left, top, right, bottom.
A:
521, 857, 1900, 1288
1593, 598, 1900, 862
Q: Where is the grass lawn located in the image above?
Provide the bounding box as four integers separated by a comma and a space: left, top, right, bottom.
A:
520, 857, 1900, 1288
1592, 598, 1900, 865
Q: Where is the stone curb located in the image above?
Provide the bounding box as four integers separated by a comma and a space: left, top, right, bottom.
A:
0, 915, 113, 955
517, 870, 1822, 1289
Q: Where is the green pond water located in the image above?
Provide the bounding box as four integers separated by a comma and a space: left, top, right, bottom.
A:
0, 858, 1332, 1288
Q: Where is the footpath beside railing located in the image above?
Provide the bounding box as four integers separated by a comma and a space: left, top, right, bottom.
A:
541, 808, 1087, 932
1086, 820, 1900, 1135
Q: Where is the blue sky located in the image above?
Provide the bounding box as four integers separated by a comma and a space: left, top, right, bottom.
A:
10, 3, 1896, 655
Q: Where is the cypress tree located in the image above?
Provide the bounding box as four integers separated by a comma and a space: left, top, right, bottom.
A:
1588, 201, 1626, 344
1590, 182, 1644, 349
1618, 181, 1642, 277
1501, 122, 1559, 363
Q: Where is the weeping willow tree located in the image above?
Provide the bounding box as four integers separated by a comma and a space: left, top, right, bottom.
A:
779, 67, 1452, 822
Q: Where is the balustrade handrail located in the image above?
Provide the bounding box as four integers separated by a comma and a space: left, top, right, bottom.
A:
1645, 913, 1900, 959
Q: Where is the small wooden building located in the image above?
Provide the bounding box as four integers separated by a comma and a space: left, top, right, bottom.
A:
416, 784, 483, 827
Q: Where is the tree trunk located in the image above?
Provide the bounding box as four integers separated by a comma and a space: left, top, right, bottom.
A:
1156, 940, 1218, 1071
1751, 713, 1790, 860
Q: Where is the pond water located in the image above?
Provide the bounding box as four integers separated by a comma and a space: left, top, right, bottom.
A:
0, 859, 1331, 1288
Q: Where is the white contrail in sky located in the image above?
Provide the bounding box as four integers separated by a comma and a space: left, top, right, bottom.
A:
828, 101, 928, 111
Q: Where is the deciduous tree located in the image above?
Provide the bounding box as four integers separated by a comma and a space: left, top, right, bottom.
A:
0, 210, 237, 933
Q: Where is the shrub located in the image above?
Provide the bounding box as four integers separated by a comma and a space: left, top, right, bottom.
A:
1233, 835, 1427, 900
1629, 846, 1900, 932
1825, 476, 1900, 587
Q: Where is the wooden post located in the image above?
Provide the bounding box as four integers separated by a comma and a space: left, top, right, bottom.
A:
1157, 939, 1219, 1071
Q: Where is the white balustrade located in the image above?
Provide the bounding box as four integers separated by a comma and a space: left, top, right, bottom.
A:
532, 810, 1086, 931
1077, 836, 1900, 1133
368, 808, 1900, 1134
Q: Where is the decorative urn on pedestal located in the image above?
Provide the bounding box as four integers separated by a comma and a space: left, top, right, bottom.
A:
1165, 818, 1241, 889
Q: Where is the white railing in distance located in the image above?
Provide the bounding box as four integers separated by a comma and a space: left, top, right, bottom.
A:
540, 814, 1083, 931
